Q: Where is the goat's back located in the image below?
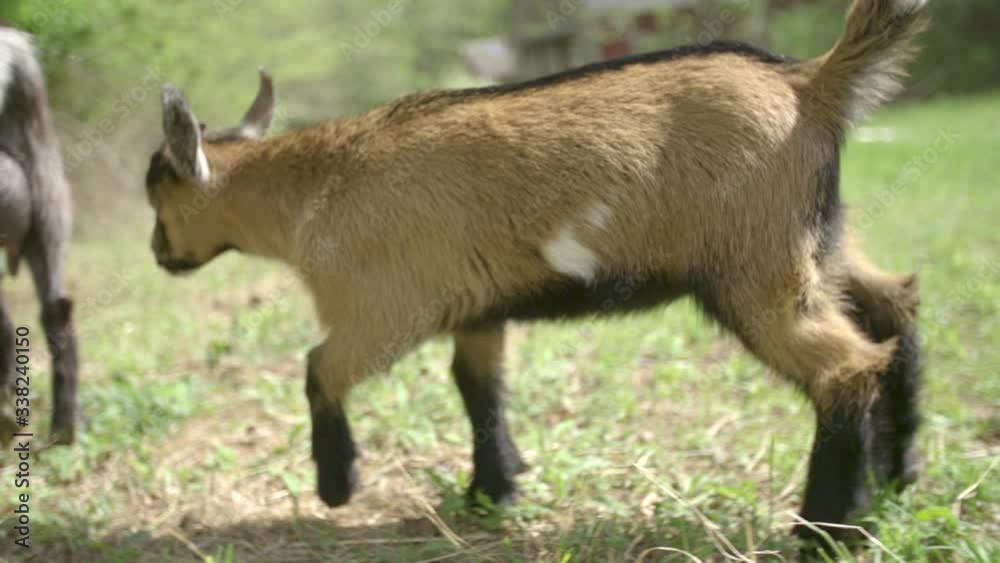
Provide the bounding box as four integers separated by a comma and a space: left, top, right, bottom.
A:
300, 46, 840, 333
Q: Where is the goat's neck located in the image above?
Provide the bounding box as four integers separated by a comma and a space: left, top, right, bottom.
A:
209, 128, 349, 267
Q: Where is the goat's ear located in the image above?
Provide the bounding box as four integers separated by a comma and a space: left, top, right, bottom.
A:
201, 68, 275, 143
161, 86, 211, 185
236, 67, 275, 140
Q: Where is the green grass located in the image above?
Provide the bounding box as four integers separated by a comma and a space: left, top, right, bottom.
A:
2, 93, 999, 562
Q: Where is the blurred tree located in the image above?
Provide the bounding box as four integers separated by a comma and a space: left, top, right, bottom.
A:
2, 0, 508, 127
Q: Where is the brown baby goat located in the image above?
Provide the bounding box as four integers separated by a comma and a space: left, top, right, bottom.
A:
144, 0, 928, 543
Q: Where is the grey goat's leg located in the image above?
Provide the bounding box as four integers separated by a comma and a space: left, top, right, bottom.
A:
23, 235, 78, 444
0, 284, 17, 445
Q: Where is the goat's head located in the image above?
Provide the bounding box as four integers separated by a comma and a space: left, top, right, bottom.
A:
145, 69, 274, 275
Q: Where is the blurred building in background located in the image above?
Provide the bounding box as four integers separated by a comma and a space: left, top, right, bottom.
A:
463, 0, 769, 82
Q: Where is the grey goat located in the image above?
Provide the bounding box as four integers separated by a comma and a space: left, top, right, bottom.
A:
0, 24, 78, 444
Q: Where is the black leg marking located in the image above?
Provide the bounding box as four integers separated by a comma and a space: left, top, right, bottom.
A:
870, 325, 922, 489
809, 149, 843, 264
24, 236, 78, 445
452, 353, 525, 506
0, 292, 17, 444
843, 281, 922, 490
42, 298, 78, 444
0, 292, 12, 387
795, 407, 872, 545
305, 359, 357, 507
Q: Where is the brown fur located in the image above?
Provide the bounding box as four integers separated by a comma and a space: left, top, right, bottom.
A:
151, 50, 916, 405
807, 0, 930, 122
147, 0, 929, 534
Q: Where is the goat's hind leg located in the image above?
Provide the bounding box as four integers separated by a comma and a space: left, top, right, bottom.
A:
23, 236, 78, 445
452, 324, 526, 506
844, 252, 922, 489
730, 286, 897, 543
0, 286, 18, 445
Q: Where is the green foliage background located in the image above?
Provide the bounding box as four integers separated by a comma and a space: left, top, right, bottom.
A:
0, 3, 997, 560
0, 0, 508, 127
766, 0, 1000, 96
2, 0, 997, 128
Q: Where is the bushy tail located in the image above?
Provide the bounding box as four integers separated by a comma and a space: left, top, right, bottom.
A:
809, 0, 930, 124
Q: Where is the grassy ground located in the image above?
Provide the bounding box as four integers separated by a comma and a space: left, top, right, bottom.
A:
1, 94, 998, 563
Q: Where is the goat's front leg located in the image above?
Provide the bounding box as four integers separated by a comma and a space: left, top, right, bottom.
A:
24, 236, 78, 445
305, 339, 365, 507
452, 324, 525, 506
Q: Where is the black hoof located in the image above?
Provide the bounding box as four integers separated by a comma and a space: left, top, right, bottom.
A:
317, 464, 358, 507
869, 326, 922, 491
49, 424, 75, 446
794, 519, 872, 556
871, 433, 923, 492
512, 454, 529, 475
467, 474, 519, 508
897, 447, 921, 490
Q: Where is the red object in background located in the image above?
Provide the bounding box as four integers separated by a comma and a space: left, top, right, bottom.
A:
634, 12, 658, 33
602, 36, 632, 60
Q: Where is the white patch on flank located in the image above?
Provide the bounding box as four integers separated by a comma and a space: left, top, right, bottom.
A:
542, 226, 600, 282
541, 201, 615, 282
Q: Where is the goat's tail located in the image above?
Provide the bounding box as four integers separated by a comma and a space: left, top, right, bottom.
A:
801, 0, 930, 125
